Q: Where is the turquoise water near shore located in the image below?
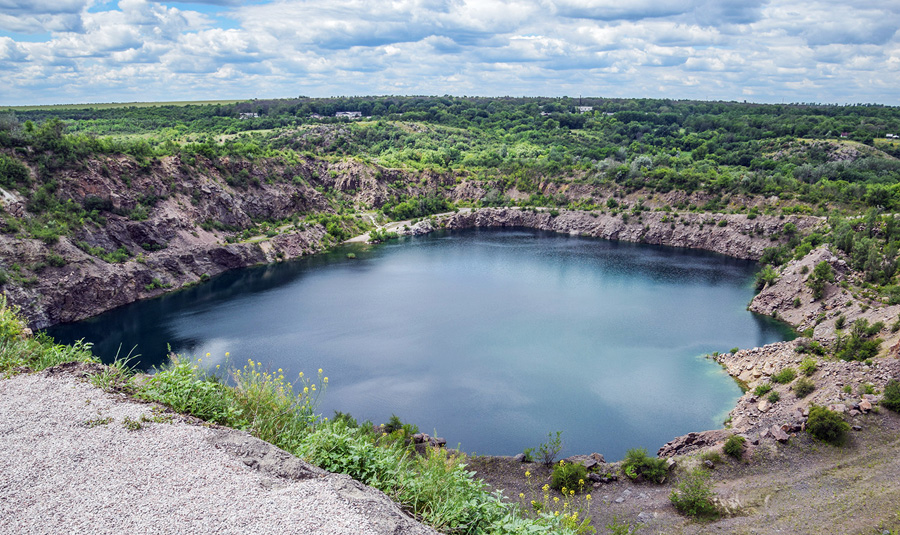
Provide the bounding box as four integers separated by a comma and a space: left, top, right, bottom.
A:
48, 228, 793, 460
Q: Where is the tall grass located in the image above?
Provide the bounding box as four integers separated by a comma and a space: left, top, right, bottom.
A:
0, 296, 98, 374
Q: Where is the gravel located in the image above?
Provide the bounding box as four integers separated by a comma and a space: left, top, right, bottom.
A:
0, 366, 436, 535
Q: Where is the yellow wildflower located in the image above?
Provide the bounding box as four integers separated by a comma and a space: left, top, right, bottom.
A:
318, 368, 323, 374
525, 471, 531, 477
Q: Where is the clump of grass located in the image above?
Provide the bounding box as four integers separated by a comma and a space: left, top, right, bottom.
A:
771, 367, 797, 384
670, 468, 719, 519
754, 383, 773, 397
551, 460, 588, 492
793, 377, 816, 398
723, 435, 746, 459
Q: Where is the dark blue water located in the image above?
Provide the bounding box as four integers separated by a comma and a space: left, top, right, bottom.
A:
47, 229, 793, 460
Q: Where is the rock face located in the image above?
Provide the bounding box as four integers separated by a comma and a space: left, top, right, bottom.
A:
439, 208, 818, 261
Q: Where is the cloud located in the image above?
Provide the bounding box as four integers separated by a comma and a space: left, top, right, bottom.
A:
0, 0, 898, 105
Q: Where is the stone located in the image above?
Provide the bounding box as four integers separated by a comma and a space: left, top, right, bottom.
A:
637, 512, 655, 523
703, 459, 715, 469
829, 404, 847, 413
848, 410, 861, 417
614, 497, 625, 504
758, 399, 770, 413
512, 453, 527, 463
852, 425, 863, 431
860, 400, 872, 412
564, 453, 605, 470
770, 425, 790, 443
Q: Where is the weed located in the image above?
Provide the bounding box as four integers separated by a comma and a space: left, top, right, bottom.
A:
754, 383, 773, 397
551, 461, 588, 492
537, 431, 563, 467
122, 416, 142, 431
767, 391, 781, 403
670, 468, 719, 520
83, 416, 113, 428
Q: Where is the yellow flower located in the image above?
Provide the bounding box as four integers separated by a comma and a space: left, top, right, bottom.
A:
225, 352, 230, 357
570, 490, 575, 496
525, 471, 531, 477
542, 484, 549, 492
519, 493, 524, 499
586, 494, 592, 501
323, 377, 328, 383
299, 372, 304, 377
278, 368, 283, 373
318, 368, 323, 374
554, 511, 559, 516
553, 497, 559, 503
206, 352, 210, 357
303, 387, 309, 393
311, 384, 316, 391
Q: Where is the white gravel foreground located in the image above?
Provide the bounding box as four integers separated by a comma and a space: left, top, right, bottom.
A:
0, 365, 436, 535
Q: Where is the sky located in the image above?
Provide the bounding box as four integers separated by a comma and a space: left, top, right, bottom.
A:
0, 0, 898, 106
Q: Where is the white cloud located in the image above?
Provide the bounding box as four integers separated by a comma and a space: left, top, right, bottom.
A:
0, 0, 898, 104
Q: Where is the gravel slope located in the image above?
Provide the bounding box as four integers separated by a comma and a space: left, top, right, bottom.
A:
0, 364, 437, 535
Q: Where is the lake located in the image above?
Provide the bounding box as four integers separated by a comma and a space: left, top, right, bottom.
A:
47, 228, 793, 460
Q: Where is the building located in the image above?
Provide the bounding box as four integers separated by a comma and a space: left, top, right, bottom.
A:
575, 106, 593, 114
239, 112, 259, 119
335, 111, 362, 118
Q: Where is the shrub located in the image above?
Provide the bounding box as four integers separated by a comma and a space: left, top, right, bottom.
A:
754, 383, 773, 397
793, 377, 816, 398
538, 431, 563, 466
551, 461, 588, 492
807, 261, 834, 300
622, 448, 668, 483
883, 379, 900, 412
755, 265, 779, 291
799, 357, 817, 376
669, 469, 719, 519
807, 405, 850, 445
767, 391, 781, 403
723, 435, 746, 459
835, 315, 846, 330
771, 367, 797, 384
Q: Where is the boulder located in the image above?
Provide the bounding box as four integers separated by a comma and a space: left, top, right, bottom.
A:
770, 425, 790, 443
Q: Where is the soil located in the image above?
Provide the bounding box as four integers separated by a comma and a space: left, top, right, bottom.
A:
467, 406, 900, 534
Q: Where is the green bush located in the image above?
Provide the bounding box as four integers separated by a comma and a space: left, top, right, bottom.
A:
754, 383, 773, 396
883, 379, 900, 412
767, 391, 781, 403
537, 431, 563, 466
799, 357, 817, 376
806, 405, 850, 445
622, 448, 668, 484
669, 469, 719, 519
793, 377, 816, 398
551, 461, 588, 492
723, 435, 746, 459
771, 367, 797, 384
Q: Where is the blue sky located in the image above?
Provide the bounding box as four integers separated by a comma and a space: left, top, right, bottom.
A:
0, 0, 898, 106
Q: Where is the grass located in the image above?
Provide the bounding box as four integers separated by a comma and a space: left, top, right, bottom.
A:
0, 296, 98, 375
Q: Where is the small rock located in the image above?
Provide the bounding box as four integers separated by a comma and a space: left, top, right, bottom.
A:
513, 453, 527, 463
852, 425, 863, 431
637, 512, 655, 523
614, 497, 625, 504
758, 399, 771, 413
849, 409, 861, 417
703, 459, 715, 469
860, 400, 872, 412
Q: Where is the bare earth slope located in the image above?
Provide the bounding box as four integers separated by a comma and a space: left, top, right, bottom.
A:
0, 363, 436, 535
